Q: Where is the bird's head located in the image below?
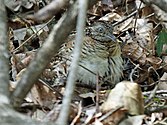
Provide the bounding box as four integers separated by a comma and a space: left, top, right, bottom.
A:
86, 21, 116, 42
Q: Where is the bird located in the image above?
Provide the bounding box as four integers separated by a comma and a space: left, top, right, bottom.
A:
52, 21, 123, 88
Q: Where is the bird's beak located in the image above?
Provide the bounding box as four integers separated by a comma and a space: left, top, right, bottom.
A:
108, 34, 117, 42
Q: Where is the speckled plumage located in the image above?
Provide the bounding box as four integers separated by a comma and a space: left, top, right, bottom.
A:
54, 21, 123, 87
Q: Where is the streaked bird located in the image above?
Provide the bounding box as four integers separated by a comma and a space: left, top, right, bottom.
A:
53, 21, 123, 88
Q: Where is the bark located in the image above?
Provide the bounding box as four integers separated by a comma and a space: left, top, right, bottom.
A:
0, 0, 10, 105
0, 1, 52, 125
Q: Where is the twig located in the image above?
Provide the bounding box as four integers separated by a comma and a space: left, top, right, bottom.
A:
98, 106, 123, 122
133, 1, 142, 35
38, 78, 63, 98
56, 0, 88, 125
129, 64, 140, 82
145, 105, 167, 114
12, 17, 54, 53
113, 10, 137, 27
143, 90, 167, 96
145, 67, 160, 104
96, 73, 100, 113
70, 102, 82, 125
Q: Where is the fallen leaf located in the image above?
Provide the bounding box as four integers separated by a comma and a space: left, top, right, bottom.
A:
101, 81, 144, 115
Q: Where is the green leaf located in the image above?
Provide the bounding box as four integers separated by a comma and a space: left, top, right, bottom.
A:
156, 29, 167, 56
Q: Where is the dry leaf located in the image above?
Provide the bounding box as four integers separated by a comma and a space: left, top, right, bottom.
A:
146, 56, 162, 69
100, 108, 128, 125
101, 81, 144, 115
29, 82, 57, 109
99, 12, 121, 22
122, 42, 147, 65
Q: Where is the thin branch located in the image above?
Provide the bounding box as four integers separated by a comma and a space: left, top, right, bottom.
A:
70, 102, 82, 125
113, 10, 137, 27
143, 90, 167, 96
145, 67, 160, 104
12, 17, 54, 53
56, 0, 88, 124
96, 74, 100, 113
129, 64, 139, 82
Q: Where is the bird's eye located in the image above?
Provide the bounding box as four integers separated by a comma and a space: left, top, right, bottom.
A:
97, 27, 104, 33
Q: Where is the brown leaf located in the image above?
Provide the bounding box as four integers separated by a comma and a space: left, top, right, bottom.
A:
122, 42, 147, 65
100, 108, 128, 125
146, 56, 162, 69
101, 81, 144, 115
29, 82, 57, 109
